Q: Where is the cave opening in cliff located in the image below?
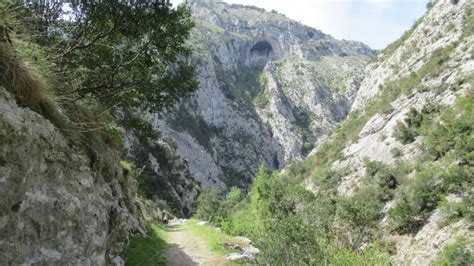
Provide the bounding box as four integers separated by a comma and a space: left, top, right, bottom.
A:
250, 41, 273, 56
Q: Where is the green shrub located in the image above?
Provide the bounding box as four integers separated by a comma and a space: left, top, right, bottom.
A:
435, 238, 473, 266
223, 200, 259, 237
393, 107, 435, 144
438, 200, 467, 227
363, 159, 403, 201
194, 189, 221, 222
302, 141, 314, 156
391, 147, 404, 157
218, 187, 243, 219
335, 186, 384, 249
389, 166, 442, 234
393, 121, 418, 144
364, 158, 385, 177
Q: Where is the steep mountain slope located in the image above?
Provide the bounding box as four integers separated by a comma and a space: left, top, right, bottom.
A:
298, 0, 473, 263
136, 0, 373, 197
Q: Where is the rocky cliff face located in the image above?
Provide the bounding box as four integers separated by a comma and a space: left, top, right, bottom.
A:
303, 0, 473, 263
0, 87, 156, 265
139, 0, 373, 195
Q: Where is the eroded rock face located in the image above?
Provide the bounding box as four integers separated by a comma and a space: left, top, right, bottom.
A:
303, 0, 473, 263
141, 0, 373, 195
0, 87, 146, 265
124, 133, 199, 217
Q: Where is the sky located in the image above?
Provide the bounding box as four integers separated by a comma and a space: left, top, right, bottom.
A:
169, 0, 428, 49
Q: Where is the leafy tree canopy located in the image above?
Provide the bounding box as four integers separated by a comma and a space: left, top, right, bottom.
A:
15, 0, 198, 113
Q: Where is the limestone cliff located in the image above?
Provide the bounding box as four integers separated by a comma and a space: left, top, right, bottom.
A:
0, 87, 158, 265
140, 0, 373, 194
303, 0, 473, 263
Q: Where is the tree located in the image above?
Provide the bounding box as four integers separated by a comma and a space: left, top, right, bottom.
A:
194, 189, 221, 221
16, 0, 198, 113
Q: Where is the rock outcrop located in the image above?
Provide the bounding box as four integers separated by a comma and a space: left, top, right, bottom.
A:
0, 87, 152, 265
303, 0, 473, 263
140, 0, 373, 195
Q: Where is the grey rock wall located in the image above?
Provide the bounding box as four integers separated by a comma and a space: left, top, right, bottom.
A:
140, 0, 373, 196
0, 87, 146, 265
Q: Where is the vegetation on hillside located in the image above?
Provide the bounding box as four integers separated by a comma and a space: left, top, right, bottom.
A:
193, 2, 474, 264
194, 89, 473, 264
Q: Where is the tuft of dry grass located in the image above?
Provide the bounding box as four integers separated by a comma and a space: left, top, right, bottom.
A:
0, 41, 45, 108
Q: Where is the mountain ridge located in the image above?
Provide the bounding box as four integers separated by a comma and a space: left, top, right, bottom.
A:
128, 0, 374, 214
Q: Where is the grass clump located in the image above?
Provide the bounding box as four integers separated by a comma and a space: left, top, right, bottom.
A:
123, 223, 168, 266
0, 42, 45, 108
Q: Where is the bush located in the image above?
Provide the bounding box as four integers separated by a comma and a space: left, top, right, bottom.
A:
393, 122, 418, 144
194, 189, 221, 222
223, 200, 258, 237
435, 238, 473, 266
393, 107, 434, 144
391, 147, 404, 157
363, 159, 402, 201
389, 166, 442, 234
335, 187, 384, 250
438, 200, 467, 227
302, 141, 314, 156
218, 187, 243, 219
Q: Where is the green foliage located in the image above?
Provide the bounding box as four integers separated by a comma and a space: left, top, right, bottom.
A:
389, 166, 442, 234
364, 159, 406, 202
17, 1, 197, 113
393, 122, 418, 144
194, 189, 222, 222
302, 141, 314, 156
421, 98, 473, 160
119, 113, 161, 144
435, 238, 474, 266
0, 2, 13, 40
3, 1, 198, 164
393, 106, 438, 144
123, 223, 168, 266
388, 92, 473, 234
335, 186, 384, 250
438, 192, 474, 227
194, 164, 392, 264
254, 72, 270, 109
390, 147, 404, 157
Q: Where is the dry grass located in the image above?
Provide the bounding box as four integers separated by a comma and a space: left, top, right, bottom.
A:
1, 41, 45, 108
1, 35, 125, 185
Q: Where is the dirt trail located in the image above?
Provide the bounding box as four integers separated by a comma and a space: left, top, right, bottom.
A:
163, 219, 227, 266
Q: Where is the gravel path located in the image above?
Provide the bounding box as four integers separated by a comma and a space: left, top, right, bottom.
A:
163, 219, 227, 266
